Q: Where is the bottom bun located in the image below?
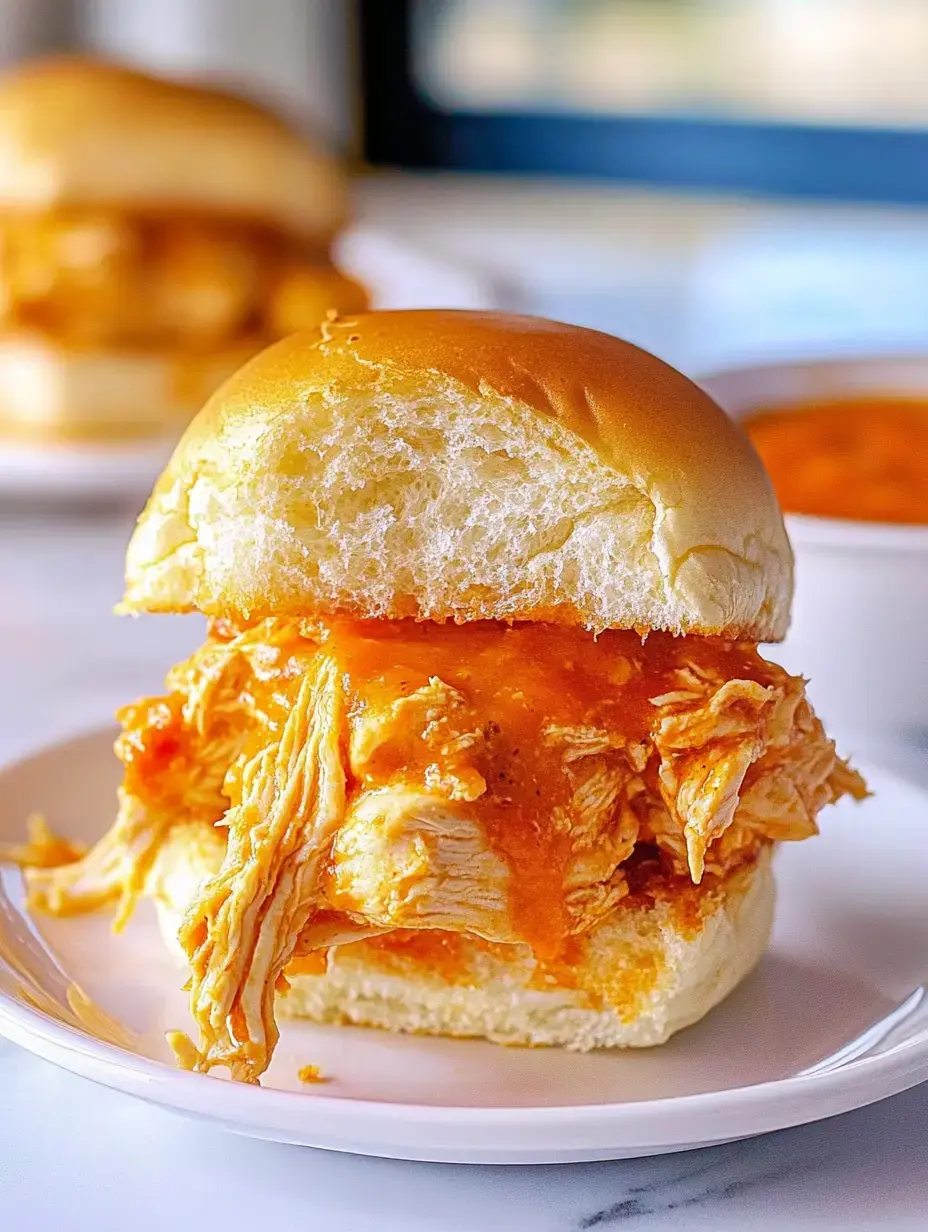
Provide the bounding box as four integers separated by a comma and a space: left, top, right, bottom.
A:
0, 334, 259, 441
149, 825, 774, 1050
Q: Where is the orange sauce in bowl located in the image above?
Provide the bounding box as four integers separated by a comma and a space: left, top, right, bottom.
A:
744, 396, 928, 524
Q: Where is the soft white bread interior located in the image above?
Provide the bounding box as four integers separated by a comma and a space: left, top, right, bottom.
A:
122, 310, 793, 639
0, 56, 347, 240
148, 823, 774, 1050
0, 335, 257, 440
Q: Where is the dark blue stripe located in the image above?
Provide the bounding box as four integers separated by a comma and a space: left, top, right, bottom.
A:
397, 110, 928, 205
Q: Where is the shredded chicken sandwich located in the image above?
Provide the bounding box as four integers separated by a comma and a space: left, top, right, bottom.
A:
0, 57, 366, 441
21, 310, 868, 1081
27, 619, 865, 1082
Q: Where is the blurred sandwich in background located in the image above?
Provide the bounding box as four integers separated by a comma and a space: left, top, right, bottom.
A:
0, 56, 367, 444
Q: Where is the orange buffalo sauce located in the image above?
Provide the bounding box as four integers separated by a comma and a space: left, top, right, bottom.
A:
116, 697, 189, 805
744, 396, 928, 524
320, 619, 774, 957
358, 930, 471, 984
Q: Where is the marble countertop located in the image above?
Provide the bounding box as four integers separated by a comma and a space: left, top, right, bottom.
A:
2, 505, 927, 1231
3, 1046, 928, 1232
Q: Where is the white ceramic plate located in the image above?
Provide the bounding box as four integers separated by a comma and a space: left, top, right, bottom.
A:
0, 228, 498, 505
0, 729, 926, 1165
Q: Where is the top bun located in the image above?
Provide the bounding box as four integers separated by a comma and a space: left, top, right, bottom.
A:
0, 56, 346, 240
121, 310, 793, 639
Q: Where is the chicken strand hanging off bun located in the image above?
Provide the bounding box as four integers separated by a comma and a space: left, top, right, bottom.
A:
27, 311, 865, 1082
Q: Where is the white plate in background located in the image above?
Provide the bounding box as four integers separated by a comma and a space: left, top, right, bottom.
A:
0, 729, 926, 1164
334, 224, 498, 313
0, 435, 178, 505
0, 228, 499, 505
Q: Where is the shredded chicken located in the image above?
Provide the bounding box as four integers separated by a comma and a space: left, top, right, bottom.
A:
28, 790, 165, 925
26, 621, 295, 923
297, 1064, 328, 1085
0, 210, 345, 347
25, 619, 866, 1083
0, 814, 86, 869
350, 677, 488, 802
174, 655, 347, 1083
329, 789, 513, 939
28, 693, 243, 927
649, 672, 865, 881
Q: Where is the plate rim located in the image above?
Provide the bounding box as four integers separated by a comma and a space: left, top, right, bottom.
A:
2, 727, 927, 1160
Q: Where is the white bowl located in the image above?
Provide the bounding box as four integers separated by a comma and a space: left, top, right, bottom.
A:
700, 355, 928, 749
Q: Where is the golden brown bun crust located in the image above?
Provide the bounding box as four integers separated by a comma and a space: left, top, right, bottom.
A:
122, 310, 793, 638
0, 56, 347, 239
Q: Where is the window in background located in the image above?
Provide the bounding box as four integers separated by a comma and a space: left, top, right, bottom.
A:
415, 0, 928, 127
360, 0, 928, 202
